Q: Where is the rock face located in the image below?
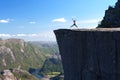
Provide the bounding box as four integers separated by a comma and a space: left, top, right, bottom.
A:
40, 57, 63, 76
54, 28, 120, 80
98, 0, 120, 28
0, 69, 38, 80
0, 38, 46, 71
1, 70, 17, 80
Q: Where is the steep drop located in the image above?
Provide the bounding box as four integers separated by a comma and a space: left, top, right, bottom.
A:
54, 28, 120, 80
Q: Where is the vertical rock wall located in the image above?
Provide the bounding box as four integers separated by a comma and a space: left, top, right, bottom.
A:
54, 29, 120, 80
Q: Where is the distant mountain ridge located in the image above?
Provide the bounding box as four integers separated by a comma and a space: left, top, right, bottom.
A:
28, 41, 59, 55
0, 38, 63, 79
0, 38, 46, 71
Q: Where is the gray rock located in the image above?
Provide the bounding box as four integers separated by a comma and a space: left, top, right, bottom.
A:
98, 0, 120, 28
54, 28, 120, 80
2, 70, 17, 80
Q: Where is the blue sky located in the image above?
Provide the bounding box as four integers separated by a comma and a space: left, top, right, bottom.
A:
0, 0, 117, 41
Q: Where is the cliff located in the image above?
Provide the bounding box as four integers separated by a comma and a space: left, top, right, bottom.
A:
98, 0, 120, 27
54, 28, 120, 80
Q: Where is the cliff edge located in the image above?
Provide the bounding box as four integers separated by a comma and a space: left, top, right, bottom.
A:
54, 28, 120, 80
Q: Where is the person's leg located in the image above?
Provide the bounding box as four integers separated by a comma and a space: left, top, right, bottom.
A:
70, 24, 74, 27
75, 24, 78, 27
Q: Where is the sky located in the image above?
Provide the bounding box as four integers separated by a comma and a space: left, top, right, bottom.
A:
0, 0, 117, 41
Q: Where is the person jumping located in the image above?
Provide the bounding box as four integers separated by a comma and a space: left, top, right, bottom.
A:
70, 19, 78, 28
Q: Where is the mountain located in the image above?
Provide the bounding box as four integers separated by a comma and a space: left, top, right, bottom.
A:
0, 38, 46, 71
0, 68, 38, 80
28, 41, 59, 56
28, 41, 63, 78
39, 56, 63, 76
0, 38, 63, 79
98, 0, 120, 27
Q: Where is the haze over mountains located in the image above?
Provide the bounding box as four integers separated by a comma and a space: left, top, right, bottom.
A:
0, 38, 46, 70
0, 38, 63, 80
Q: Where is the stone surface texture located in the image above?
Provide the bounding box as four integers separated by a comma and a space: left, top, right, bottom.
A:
98, 0, 120, 28
54, 28, 120, 80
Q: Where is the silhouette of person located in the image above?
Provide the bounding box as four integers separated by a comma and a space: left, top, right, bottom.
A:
70, 19, 78, 28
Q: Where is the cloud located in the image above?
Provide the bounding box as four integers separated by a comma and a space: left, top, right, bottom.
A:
29, 21, 36, 24
0, 34, 11, 37
52, 18, 67, 23
0, 31, 56, 41
78, 19, 102, 24
17, 34, 27, 37
0, 19, 9, 23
